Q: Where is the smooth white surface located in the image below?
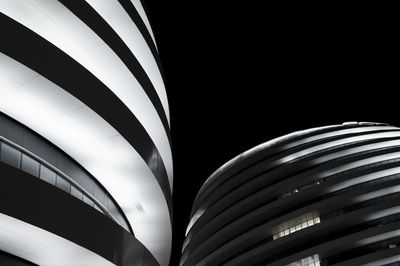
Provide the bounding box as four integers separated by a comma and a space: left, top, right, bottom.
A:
0, 53, 171, 266
85, 0, 169, 123
0, 212, 115, 266
0, 0, 173, 191
130, 0, 158, 49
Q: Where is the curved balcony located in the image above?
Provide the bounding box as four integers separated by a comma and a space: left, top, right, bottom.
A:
0, 113, 130, 233
0, 136, 115, 223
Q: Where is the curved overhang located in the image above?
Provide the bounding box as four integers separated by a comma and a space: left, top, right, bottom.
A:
0, 162, 159, 265
0, 53, 171, 265
0, 0, 173, 189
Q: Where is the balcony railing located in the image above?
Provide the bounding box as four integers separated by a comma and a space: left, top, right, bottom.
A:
0, 135, 117, 223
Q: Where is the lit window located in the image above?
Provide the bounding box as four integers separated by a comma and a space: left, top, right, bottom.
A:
273, 214, 321, 240
287, 254, 320, 266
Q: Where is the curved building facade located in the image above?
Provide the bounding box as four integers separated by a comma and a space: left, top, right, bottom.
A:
182, 122, 400, 265
0, 1, 172, 265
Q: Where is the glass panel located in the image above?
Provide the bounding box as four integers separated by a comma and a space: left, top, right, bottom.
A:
71, 185, 83, 200
40, 165, 56, 185
56, 175, 70, 193
21, 154, 40, 177
0, 142, 21, 168
94, 185, 107, 207
82, 194, 94, 207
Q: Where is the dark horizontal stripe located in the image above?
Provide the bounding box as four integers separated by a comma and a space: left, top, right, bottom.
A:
183, 145, 400, 262
192, 125, 347, 206
189, 138, 400, 236
0, 250, 34, 266
229, 203, 400, 265
0, 13, 172, 217
186, 171, 400, 264
330, 244, 400, 265
182, 124, 400, 265
183, 146, 400, 257
191, 127, 399, 216
194, 124, 390, 201
195, 124, 390, 197
58, 0, 171, 145
0, 112, 133, 233
0, 163, 159, 266
118, 0, 169, 90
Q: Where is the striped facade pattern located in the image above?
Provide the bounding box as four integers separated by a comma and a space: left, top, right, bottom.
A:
0, 1, 172, 265
181, 122, 400, 266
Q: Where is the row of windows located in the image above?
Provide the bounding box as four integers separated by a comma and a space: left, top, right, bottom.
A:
255, 212, 400, 266
276, 187, 400, 242
273, 216, 321, 240
287, 254, 320, 266
228, 175, 400, 263
0, 140, 105, 214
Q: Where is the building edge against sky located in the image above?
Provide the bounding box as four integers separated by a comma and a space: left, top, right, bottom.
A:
0, 0, 172, 265
181, 122, 400, 265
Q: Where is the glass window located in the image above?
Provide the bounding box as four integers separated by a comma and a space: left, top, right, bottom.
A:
1, 142, 21, 168
21, 154, 40, 177
40, 165, 56, 185
82, 194, 94, 207
71, 185, 83, 200
56, 175, 70, 193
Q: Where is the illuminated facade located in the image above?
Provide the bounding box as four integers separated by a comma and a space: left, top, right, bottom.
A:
181, 122, 400, 265
0, 1, 172, 265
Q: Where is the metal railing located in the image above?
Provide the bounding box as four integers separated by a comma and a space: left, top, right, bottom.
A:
0, 135, 117, 223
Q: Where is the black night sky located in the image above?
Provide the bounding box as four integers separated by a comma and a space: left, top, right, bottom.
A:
143, 2, 396, 265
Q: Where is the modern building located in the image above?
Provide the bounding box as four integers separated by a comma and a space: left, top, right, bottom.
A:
181, 122, 400, 265
0, 1, 172, 265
